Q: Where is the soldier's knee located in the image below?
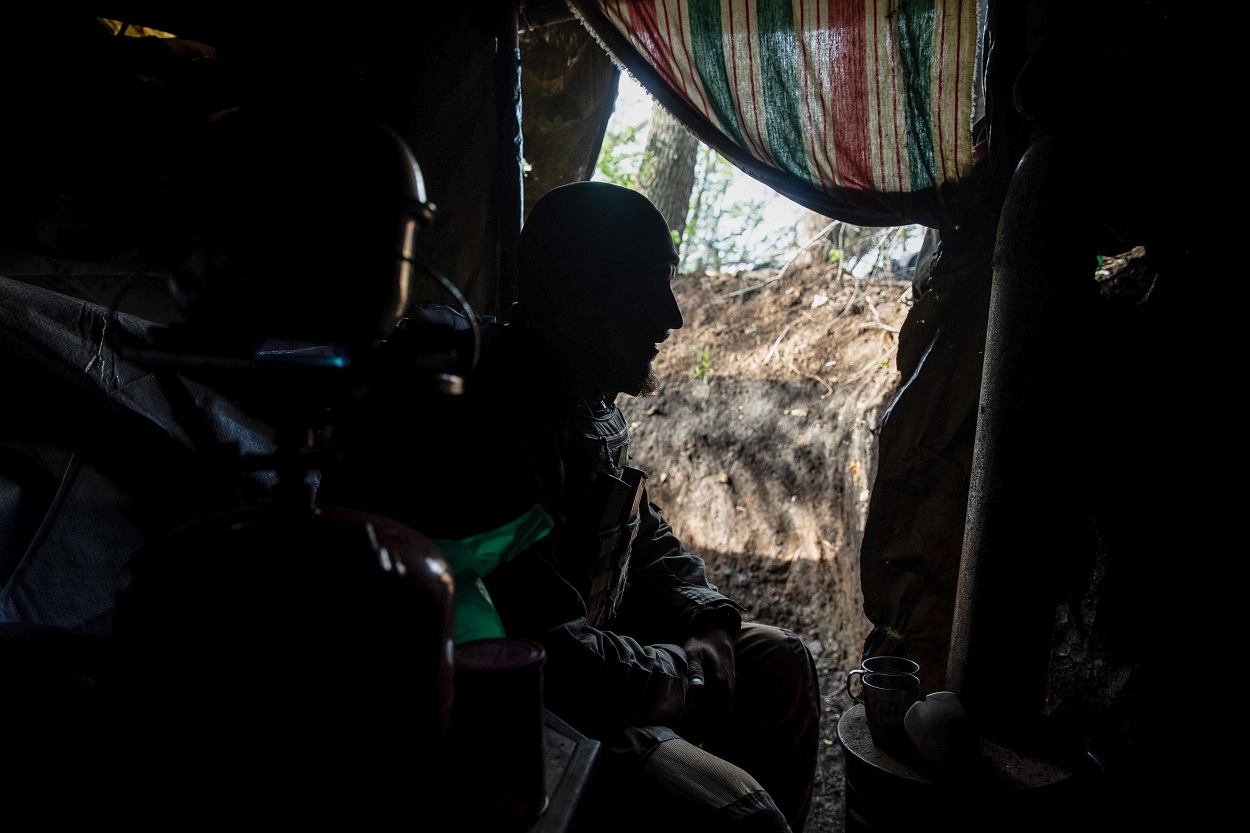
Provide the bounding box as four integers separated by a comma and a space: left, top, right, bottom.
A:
642, 737, 791, 831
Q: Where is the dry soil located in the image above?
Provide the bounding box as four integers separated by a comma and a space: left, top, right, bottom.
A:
621, 259, 914, 833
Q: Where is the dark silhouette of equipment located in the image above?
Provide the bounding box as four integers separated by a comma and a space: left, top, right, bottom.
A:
103, 103, 467, 821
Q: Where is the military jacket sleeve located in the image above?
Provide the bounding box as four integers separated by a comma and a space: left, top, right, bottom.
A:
483, 537, 695, 737
482, 490, 745, 739
608, 490, 745, 640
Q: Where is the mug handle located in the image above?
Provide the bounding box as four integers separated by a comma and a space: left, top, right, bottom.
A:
845, 668, 865, 704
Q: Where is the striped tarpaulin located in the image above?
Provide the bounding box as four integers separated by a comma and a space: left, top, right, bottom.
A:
570, 0, 985, 228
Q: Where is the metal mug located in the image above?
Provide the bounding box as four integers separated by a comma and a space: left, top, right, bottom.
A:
847, 670, 922, 750
845, 655, 921, 697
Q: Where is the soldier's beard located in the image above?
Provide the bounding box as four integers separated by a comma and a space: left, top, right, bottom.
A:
597, 347, 660, 398
635, 369, 660, 397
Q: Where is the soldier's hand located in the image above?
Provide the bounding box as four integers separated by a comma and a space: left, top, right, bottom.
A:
682, 619, 735, 736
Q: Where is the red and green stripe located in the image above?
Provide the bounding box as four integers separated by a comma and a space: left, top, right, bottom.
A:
582, 0, 978, 200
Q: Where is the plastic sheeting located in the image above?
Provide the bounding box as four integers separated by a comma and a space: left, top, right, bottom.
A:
0, 264, 278, 634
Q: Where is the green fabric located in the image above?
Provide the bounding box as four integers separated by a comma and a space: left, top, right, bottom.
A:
898, 0, 938, 191
757, 0, 807, 178
433, 503, 554, 644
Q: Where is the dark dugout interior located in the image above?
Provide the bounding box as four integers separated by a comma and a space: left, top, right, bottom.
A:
0, 2, 1206, 828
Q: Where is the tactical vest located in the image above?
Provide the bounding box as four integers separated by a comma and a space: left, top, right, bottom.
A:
554, 399, 647, 629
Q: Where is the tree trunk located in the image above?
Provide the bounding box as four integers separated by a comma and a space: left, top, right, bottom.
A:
637, 102, 699, 248
796, 209, 835, 268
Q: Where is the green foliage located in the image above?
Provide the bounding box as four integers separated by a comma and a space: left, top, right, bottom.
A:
595, 93, 806, 272
817, 222, 931, 282
595, 124, 644, 189
680, 145, 775, 273
692, 345, 712, 381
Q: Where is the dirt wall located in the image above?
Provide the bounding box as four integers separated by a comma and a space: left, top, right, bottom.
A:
625, 264, 908, 671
